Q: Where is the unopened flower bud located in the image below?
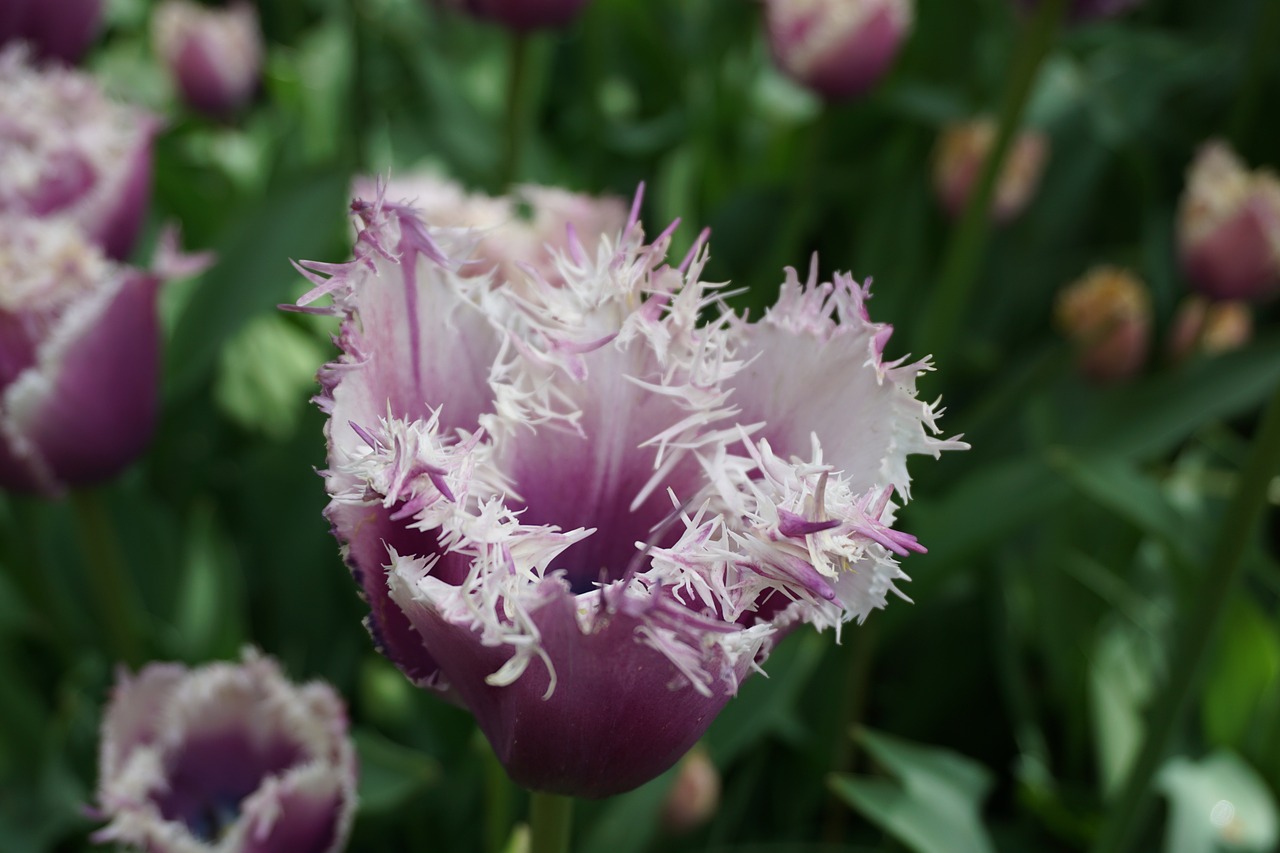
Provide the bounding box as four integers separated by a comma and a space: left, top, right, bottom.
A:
1168, 296, 1252, 362
661, 747, 720, 835
1177, 141, 1280, 302
764, 0, 913, 101
933, 118, 1048, 223
94, 649, 358, 853
0, 0, 103, 63
153, 0, 264, 117
0, 46, 157, 260
441, 0, 591, 31
1055, 266, 1151, 382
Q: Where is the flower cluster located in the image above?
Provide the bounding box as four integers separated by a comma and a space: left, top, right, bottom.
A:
292, 182, 963, 796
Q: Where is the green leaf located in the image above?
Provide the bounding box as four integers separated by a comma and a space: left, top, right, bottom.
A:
1089, 623, 1158, 797
579, 766, 678, 853
1202, 597, 1280, 749
829, 727, 996, 853
170, 504, 246, 662
214, 314, 332, 440
354, 728, 439, 816
1158, 751, 1278, 853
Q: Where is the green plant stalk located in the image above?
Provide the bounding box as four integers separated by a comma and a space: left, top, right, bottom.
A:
529, 791, 573, 853
501, 33, 531, 189
71, 489, 145, 666
1092, 383, 1280, 853
913, 0, 1065, 368
483, 741, 515, 853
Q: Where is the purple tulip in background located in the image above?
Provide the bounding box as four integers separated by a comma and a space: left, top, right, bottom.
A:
152, 0, 264, 117
0, 219, 206, 495
932, 118, 1048, 224
94, 649, 358, 853
0, 46, 157, 260
441, 0, 591, 31
764, 0, 913, 100
1177, 141, 1280, 303
291, 185, 964, 797
0, 0, 102, 63
1055, 266, 1151, 383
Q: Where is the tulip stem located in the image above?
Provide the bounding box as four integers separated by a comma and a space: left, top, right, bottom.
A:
502, 33, 531, 189
529, 791, 573, 853
71, 488, 145, 666
913, 0, 1065, 368
1091, 382, 1280, 853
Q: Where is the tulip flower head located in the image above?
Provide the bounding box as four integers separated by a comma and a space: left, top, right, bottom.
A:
933, 118, 1048, 223
0, 0, 103, 63
1055, 266, 1151, 382
152, 0, 264, 117
1168, 296, 1252, 362
1177, 141, 1280, 302
293, 184, 964, 797
764, 0, 913, 100
441, 0, 592, 31
94, 649, 358, 853
0, 46, 157, 260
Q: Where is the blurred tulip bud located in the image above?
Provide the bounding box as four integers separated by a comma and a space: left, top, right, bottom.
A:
1168, 296, 1252, 362
1177, 141, 1280, 302
764, 0, 913, 100
94, 649, 358, 853
0, 0, 102, 63
0, 46, 157, 260
1055, 266, 1151, 382
441, 0, 591, 31
661, 747, 721, 835
153, 0, 263, 117
0, 219, 209, 495
933, 118, 1048, 223
1015, 0, 1142, 21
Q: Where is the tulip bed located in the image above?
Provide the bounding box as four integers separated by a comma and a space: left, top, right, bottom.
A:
2, 0, 1280, 851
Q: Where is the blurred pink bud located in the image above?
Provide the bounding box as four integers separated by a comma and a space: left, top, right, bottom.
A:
933, 118, 1048, 223
0, 0, 102, 63
441, 0, 592, 31
764, 0, 913, 100
1168, 296, 1252, 362
1055, 266, 1151, 383
0, 46, 157, 260
153, 0, 264, 117
1177, 141, 1280, 302
661, 747, 721, 835
95, 649, 358, 853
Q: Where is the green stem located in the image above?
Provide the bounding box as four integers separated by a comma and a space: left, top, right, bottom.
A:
482, 740, 515, 853
822, 619, 879, 844
71, 489, 145, 666
1092, 383, 1280, 853
501, 33, 531, 189
913, 0, 1065, 368
529, 790, 573, 853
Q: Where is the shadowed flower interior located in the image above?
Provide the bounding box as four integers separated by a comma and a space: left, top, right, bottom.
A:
293, 183, 965, 796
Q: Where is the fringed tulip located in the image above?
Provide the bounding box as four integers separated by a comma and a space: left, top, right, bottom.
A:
290, 185, 964, 797
0, 46, 157, 260
1055, 266, 1151, 382
152, 0, 264, 117
933, 118, 1048, 223
94, 649, 358, 853
0, 0, 102, 63
764, 0, 913, 100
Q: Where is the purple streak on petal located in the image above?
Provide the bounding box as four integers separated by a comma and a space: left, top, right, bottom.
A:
25, 149, 96, 214
776, 509, 840, 538
626, 183, 645, 235
678, 228, 710, 274
426, 467, 455, 502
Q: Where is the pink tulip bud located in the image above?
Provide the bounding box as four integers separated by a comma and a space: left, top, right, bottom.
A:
764, 0, 913, 101
441, 0, 592, 31
94, 649, 358, 853
661, 747, 721, 835
933, 118, 1048, 223
1055, 266, 1151, 383
1168, 296, 1252, 362
0, 46, 157, 260
153, 0, 264, 117
1177, 141, 1280, 302
0, 0, 103, 63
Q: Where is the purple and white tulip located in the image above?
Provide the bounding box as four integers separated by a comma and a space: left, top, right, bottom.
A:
291, 186, 963, 797
440, 0, 592, 31
933, 118, 1048, 224
152, 0, 264, 118
0, 218, 205, 494
1055, 266, 1151, 383
764, 0, 913, 101
94, 649, 358, 853
0, 46, 157, 260
0, 0, 103, 63
1177, 141, 1280, 303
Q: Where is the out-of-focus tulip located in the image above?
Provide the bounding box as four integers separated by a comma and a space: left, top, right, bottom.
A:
0, 219, 206, 495
1177, 141, 1280, 303
1168, 296, 1252, 362
441, 0, 591, 31
0, 46, 157, 260
1055, 266, 1151, 383
933, 118, 1048, 223
0, 0, 102, 63
661, 747, 721, 835
153, 0, 264, 117
94, 649, 358, 853
291, 185, 965, 797
764, 0, 913, 100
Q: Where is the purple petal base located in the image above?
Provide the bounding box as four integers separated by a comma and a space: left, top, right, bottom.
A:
780, 6, 907, 101
1182, 203, 1280, 302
